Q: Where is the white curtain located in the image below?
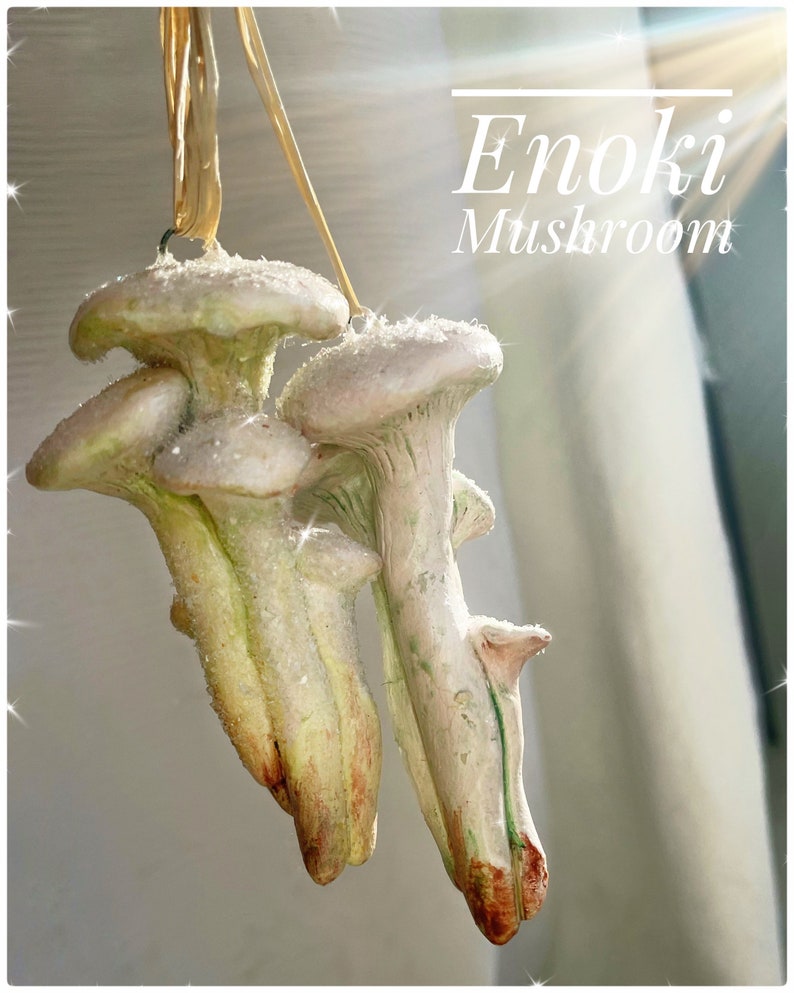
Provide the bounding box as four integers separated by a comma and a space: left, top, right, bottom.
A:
441, 6, 783, 985
7, 7, 782, 986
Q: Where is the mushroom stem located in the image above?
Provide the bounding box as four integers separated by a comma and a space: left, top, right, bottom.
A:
133, 484, 291, 809
294, 450, 453, 875
362, 410, 527, 942
141, 314, 281, 414
25, 370, 289, 807
153, 414, 382, 884
470, 619, 552, 919
197, 493, 351, 884
369, 576, 454, 875
295, 524, 383, 866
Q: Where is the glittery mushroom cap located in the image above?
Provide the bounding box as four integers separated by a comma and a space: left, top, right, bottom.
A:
294, 522, 382, 594
26, 367, 191, 492
153, 413, 311, 500
70, 247, 350, 362
277, 315, 503, 442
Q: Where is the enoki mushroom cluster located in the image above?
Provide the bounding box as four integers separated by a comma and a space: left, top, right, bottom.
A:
27, 244, 551, 945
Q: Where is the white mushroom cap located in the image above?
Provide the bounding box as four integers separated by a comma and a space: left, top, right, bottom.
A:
153, 413, 311, 499
70, 245, 350, 362
294, 522, 381, 593
452, 471, 496, 549
26, 368, 191, 491
469, 617, 552, 686
277, 315, 503, 441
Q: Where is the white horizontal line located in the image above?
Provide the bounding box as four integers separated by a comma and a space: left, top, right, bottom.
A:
451, 88, 733, 98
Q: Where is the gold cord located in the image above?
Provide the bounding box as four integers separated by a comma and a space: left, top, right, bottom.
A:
234, 7, 362, 316
161, 8, 222, 244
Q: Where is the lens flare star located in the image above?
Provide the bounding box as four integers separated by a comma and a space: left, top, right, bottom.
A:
7, 35, 23, 64
7, 699, 27, 727
7, 180, 26, 206
7, 618, 39, 631
294, 517, 317, 553
766, 667, 787, 694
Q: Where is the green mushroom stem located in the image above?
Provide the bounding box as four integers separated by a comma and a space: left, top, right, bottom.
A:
25, 369, 290, 809
469, 619, 551, 918
294, 523, 383, 866
153, 412, 382, 884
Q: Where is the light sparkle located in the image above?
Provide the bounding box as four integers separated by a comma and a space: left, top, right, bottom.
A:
294, 519, 316, 553
8, 618, 39, 631
581, 128, 607, 161
7, 36, 23, 64
720, 214, 742, 258
7, 180, 26, 205
524, 972, 553, 987
766, 667, 787, 694
490, 132, 511, 156
7, 699, 27, 726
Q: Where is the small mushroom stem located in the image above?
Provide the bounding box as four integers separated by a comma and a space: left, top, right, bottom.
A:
198, 494, 352, 884
295, 525, 383, 866
153, 415, 381, 884
135, 485, 290, 809
470, 619, 552, 918
294, 450, 454, 877
369, 577, 455, 876
147, 317, 282, 415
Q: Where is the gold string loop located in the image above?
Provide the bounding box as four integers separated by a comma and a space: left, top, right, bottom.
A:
160, 7, 361, 316
234, 7, 362, 316
161, 8, 222, 244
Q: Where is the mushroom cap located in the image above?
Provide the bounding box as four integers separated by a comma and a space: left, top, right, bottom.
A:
470, 617, 552, 686
452, 470, 496, 549
70, 246, 349, 362
294, 522, 381, 593
26, 367, 191, 491
153, 413, 311, 499
277, 315, 503, 441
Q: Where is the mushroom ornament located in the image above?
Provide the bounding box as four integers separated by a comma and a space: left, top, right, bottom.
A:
28, 245, 551, 944
279, 313, 551, 944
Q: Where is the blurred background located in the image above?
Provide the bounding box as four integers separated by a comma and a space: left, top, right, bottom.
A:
7, 6, 785, 985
